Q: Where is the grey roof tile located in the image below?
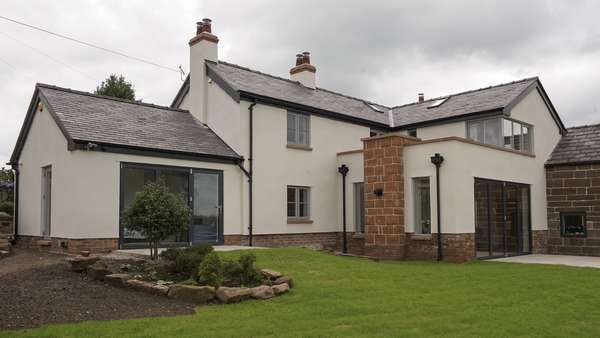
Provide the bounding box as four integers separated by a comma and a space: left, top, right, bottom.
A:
204, 61, 541, 128
391, 78, 538, 126
547, 124, 600, 166
38, 84, 240, 160
208, 61, 390, 126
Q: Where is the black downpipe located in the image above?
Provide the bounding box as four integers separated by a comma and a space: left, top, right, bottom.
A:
247, 101, 257, 247
10, 166, 19, 245
337, 164, 349, 253
430, 153, 444, 261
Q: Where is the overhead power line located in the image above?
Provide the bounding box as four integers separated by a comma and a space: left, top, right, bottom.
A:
0, 15, 181, 74
0, 31, 96, 80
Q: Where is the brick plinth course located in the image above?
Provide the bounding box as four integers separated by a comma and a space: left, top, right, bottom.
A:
546, 164, 600, 256
17, 236, 118, 254
405, 233, 475, 263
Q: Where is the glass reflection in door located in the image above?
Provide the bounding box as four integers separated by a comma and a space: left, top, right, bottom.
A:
191, 171, 222, 244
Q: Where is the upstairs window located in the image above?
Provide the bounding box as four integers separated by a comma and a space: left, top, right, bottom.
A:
467, 117, 533, 153
287, 111, 310, 147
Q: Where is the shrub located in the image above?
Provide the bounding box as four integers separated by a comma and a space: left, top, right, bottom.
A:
221, 259, 242, 287
160, 247, 183, 262
239, 252, 262, 287
160, 244, 215, 280
196, 252, 223, 287
0, 201, 13, 215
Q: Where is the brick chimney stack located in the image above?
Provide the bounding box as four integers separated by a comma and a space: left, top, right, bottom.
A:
290, 51, 316, 89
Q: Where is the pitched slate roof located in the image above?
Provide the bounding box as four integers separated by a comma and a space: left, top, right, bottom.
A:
10, 84, 241, 164
390, 77, 538, 127
207, 61, 391, 126
547, 124, 600, 166
181, 61, 564, 131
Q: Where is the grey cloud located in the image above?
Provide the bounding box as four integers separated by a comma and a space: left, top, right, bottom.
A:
2, 0, 600, 165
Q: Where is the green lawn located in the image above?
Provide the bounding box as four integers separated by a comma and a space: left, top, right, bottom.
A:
6, 248, 600, 337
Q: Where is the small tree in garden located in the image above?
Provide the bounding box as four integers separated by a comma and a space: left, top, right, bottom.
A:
122, 181, 190, 259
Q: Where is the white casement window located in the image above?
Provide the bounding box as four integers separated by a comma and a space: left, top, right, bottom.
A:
287, 111, 310, 146
287, 186, 310, 219
467, 117, 533, 153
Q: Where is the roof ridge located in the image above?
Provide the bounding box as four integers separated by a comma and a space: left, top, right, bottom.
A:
217, 60, 390, 108
391, 76, 539, 109
217, 60, 305, 87
567, 122, 600, 130
36, 83, 190, 113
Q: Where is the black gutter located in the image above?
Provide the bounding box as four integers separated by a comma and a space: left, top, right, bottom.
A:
10, 165, 19, 245
430, 153, 444, 261
545, 160, 600, 168
337, 164, 349, 253
71, 141, 241, 165
239, 91, 390, 130
390, 108, 504, 132
247, 101, 257, 247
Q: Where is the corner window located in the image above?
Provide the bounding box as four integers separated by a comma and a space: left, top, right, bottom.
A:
560, 212, 586, 237
287, 186, 310, 219
467, 117, 533, 153
413, 177, 431, 234
287, 111, 310, 147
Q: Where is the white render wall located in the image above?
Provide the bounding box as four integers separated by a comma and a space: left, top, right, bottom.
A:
251, 104, 370, 234
17, 100, 244, 239
337, 151, 364, 233
404, 89, 561, 234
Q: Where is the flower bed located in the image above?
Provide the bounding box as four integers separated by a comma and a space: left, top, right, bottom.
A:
66, 245, 292, 304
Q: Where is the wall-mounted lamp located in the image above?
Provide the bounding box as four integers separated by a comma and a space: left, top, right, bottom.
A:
373, 188, 384, 197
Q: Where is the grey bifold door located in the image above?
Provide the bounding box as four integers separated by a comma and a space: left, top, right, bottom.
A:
191, 170, 223, 245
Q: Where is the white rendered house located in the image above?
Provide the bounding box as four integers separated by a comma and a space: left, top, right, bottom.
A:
12, 19, 600, 262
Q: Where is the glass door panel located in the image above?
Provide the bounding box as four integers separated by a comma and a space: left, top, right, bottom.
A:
122, 167, 155, 244
475, 180, 490, 258
191, 171, 221, 244
505, 185, 519, 256
489, 181, 505, 257
519, 186, 531, 253
160, 169, 190, 244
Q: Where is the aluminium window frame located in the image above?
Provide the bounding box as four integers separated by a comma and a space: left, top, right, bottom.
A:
466, 116, 534, 154
560, 211, 587, 238
287, 185, 311, 220
412, 176, 432, 235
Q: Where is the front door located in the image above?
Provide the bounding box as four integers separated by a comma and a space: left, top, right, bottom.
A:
191, 170, 223, 245
41, 166, 52, 238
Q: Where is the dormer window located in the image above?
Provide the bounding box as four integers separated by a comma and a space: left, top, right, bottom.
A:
467, 117, 533, 153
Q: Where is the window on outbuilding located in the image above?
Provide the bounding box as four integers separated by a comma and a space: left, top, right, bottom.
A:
287, 111, 310, 147
287, 186, 310, 219
560, 212, 586, 237
408, 129, 417, 138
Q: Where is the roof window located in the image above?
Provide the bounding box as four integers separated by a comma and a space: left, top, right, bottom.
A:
427, 97, 449, 109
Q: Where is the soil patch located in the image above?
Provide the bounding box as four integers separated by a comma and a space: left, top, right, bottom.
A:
0, 249, 196, 330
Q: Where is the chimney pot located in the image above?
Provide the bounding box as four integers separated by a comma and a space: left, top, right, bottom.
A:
196, 18, 212, 34
418, 93, 424, 102
295, 54, 304, 66
302, 51, 311, 64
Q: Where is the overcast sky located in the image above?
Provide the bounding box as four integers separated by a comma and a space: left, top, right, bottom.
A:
2, 0, 600, 166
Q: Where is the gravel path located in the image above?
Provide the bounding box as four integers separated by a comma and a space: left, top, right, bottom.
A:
0, 249, 196, 330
